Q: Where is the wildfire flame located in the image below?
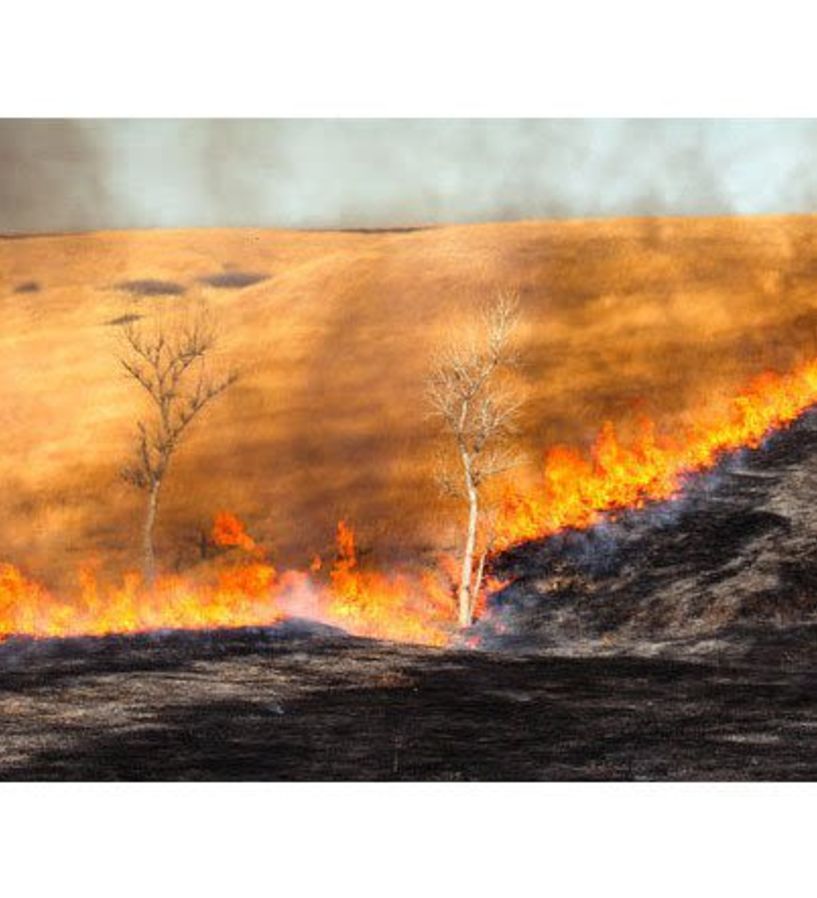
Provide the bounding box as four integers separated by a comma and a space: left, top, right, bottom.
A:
494, 359, 817, 548
324, 521, 454, 645
0, 521, 456, 646
2, 357, 817, 647
212, 511, 262, 556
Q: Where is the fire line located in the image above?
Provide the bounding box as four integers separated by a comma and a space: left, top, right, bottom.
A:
3, 358, 817, 647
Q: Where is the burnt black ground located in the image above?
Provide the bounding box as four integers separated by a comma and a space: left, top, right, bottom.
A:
4, 625, 817, 780
486, 409, 817, 650
5, 413, 817, 780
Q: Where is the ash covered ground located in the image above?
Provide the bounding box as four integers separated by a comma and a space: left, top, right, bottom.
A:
5, 414, 817, 780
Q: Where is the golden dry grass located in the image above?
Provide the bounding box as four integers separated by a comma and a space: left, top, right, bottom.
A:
2, 215, 817, 588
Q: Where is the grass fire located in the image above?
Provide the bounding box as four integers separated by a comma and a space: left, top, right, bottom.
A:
2, 319, 817, 646
6, 215, 817, 780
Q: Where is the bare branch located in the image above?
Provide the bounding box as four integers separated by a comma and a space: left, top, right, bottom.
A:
425, 291, 527, 626
119, 309, 239, 492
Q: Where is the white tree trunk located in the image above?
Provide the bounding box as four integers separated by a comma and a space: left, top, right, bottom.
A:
472, 547, 488, 622
458, 462, 479, 628
143, 479, 161, 587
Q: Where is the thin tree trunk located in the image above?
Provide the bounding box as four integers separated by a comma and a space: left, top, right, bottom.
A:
458, 467, 479, 628
471, 546, 488, 622
143, 479, 161, 587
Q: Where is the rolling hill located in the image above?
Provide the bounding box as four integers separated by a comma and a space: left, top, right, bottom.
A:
3, 215, 817, 591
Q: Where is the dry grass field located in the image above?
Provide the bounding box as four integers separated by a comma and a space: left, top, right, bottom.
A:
3, 215, 817, 590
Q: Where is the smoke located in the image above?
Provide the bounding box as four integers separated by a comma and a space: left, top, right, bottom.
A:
0, 120, 112, 233
3, 119, 817, 232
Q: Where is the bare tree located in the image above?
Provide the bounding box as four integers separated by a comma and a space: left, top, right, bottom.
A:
427, 292, 525, 627
118, 310, 238, 585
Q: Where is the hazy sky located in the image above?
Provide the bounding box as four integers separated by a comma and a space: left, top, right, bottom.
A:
3, 119, 817, 233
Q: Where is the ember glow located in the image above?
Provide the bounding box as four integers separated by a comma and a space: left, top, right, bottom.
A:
3, 359, 817, 647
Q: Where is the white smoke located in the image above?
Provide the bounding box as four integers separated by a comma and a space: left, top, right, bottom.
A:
4, 119, 817, 232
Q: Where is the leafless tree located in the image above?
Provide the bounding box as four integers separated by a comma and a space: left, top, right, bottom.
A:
427, 292, 525, 627
118, 310, 238, 585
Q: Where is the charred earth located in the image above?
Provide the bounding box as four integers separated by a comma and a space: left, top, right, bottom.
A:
5, 413, 817, 780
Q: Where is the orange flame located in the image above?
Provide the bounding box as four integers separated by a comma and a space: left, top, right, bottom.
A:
212, 511, 258, 554
495, 360, 817, 547
0, 519, 456, 646
2, 358, 817, 648
321, 520, 454, 646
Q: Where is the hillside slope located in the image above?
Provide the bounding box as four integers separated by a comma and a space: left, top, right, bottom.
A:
3, 216, 817, 588
488, 409, 817, 652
